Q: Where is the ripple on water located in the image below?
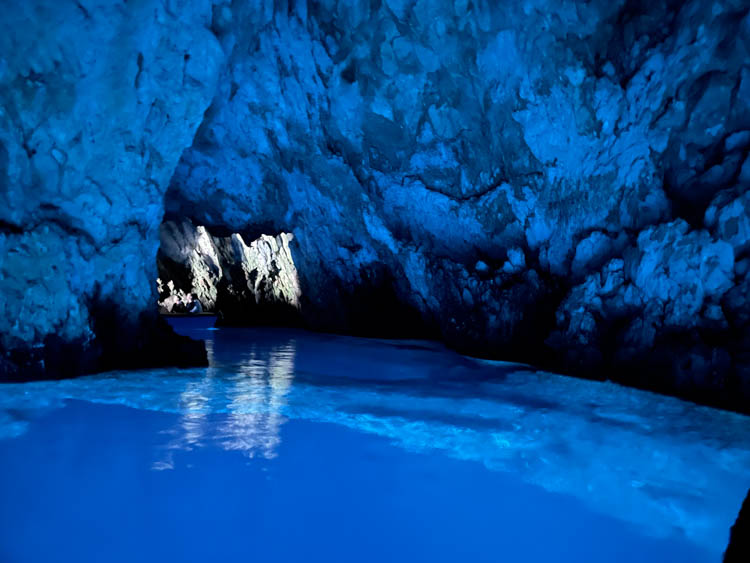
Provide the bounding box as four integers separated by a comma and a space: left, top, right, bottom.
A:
0, 326, 748, 555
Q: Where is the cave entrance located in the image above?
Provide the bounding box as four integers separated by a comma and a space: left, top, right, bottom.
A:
156, 219, 302, 326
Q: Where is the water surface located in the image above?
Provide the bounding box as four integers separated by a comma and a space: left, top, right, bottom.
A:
1, 320, 748, 562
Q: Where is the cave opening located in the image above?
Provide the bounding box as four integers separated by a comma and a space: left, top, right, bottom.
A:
153, 215, 436, 341
156, 218, 303, 328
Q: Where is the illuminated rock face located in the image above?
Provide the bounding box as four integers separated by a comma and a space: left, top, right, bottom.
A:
2, 0, 750, 408
157, 219, 302, 325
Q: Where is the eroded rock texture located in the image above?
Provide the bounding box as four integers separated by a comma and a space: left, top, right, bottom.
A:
157, 219, 301, 325
2, 0, 750, 409
0, 0, 224, 376
165, 0, 750, 409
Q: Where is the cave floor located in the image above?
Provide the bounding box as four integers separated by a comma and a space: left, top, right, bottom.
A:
0, 321, 748, 562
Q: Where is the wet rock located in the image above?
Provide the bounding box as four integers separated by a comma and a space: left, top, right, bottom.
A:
706, 189, 750, 257
157, 220, 223, 310
551, 220, 743, 405
502, 248, 526, 275
475, 260, 489, 274
167, 0, 750, 400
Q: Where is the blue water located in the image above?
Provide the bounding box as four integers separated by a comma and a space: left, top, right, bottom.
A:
1, 320, 748, 562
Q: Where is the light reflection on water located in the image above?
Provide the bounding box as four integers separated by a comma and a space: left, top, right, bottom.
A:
153, 339, 296, 469
0, 326, 748, 555
218, 343, 295, 459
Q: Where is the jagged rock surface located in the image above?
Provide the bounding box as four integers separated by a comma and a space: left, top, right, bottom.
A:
157, 219, 302, 325
166, 0, 750, 410
0, 0, 224, 377
2, 0, 750, 410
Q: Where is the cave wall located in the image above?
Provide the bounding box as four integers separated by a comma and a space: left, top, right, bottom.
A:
2, 0, 750, 409
167, 0, 750, 409
0, 0, 225, 376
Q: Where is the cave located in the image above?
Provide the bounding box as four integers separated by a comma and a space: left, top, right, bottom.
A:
155, 220, 303, 325
1, 1, 749, 562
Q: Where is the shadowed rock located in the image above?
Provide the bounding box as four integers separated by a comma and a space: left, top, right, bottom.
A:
0, 0, 221, 376
725, 487, 750, 562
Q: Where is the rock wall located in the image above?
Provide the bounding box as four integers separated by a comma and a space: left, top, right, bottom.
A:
0, 0, 225, 377
2, 0, 750, 410
166, 0, 750, 410
157, 219, 302, 325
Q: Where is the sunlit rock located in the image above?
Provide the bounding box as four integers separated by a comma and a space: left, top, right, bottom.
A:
157, 219, 301, 325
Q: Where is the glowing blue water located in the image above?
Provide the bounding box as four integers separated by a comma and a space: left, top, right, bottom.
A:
1, 320, 748, 562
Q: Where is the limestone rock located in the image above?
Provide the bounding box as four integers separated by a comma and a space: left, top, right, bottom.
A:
0, 0, 222, 377
163, 0, 750, 409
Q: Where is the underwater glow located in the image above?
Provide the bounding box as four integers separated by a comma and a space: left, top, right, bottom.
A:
0, 321, 748, 561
